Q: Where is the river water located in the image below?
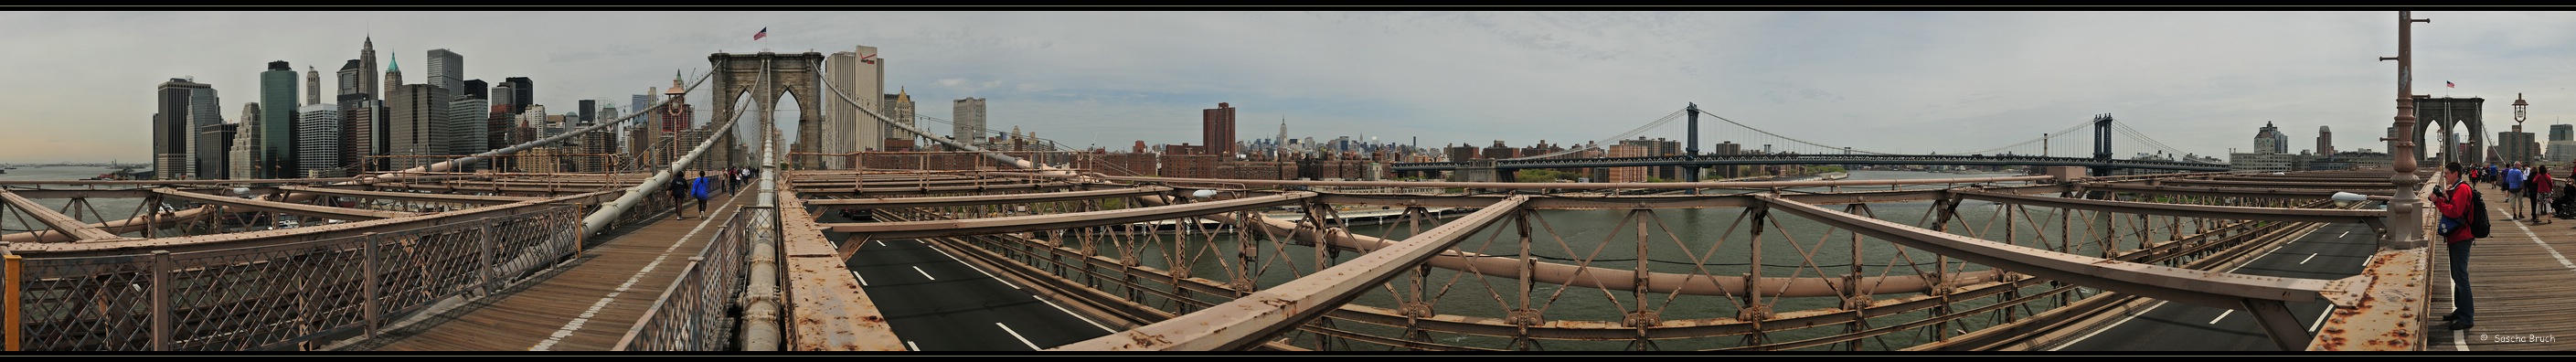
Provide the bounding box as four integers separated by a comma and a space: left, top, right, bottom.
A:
1065, 169, 2186, 350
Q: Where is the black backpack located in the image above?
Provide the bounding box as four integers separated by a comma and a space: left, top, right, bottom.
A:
2464, 181, 2492, 239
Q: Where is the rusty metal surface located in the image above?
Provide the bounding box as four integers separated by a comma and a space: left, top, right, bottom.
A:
1758, 195, 2334, 308
1051, 196, 1533, 351
1952, 188, 2386, 224
822, 192, 1316, 240
2309, 248, 2426, 351
0, 189, 125, 241
804, 186, 1170, 208
773, 190, 905, 351
149, 188, 418, 220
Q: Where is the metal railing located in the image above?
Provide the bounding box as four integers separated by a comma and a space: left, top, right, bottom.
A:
612, 206, 764, 351
1, 205, 581, 351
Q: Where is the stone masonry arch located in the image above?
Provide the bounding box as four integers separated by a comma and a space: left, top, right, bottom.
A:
710, 52, 826, 162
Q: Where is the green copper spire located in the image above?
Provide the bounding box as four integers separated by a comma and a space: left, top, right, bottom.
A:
388, 51, 399, 72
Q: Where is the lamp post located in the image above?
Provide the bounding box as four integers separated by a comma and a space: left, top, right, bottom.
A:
2379, 11, 2432, 250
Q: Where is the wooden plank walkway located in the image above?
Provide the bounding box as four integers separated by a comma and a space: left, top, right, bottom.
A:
2425, 183, 2576, 351
339, 184, 757, 351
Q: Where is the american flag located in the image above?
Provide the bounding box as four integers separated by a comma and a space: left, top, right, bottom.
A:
753, 27, 768, 40
2447, 80, 2455, 89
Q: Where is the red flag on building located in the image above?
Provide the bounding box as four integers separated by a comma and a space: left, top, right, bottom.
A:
753, 27, 768, 40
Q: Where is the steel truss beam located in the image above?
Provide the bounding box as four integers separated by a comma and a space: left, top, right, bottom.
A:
1754, 195, 2339, 350
804, 186, 1170, 208
821, 191, 1315, 240
274, 186, 539, 204
149, 188, 418, 221
0, 189, 123, 240
1051, 195, 1531, 351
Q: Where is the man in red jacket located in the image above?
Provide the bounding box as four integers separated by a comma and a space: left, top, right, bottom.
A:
2432, 161, 2477, 331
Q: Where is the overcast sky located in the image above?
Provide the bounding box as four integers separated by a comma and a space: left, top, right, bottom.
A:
7, 10, 2572, 165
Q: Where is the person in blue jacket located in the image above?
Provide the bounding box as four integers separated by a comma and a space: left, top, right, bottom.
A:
691, 175, 713, 215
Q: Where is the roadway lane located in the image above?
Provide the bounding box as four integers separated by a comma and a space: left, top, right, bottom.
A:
821, 208, 1119, 351
2049, 221, 2381, 351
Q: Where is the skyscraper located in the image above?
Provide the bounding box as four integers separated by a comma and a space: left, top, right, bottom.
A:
1204, 102, 1237, 156
335, 59, 365, 97
2316, 125, 2334, 155
504, 77, 533, 115
297, 103, 342, 177
386, 83, 451, 171
493, 81, 517, 117
427, 48, 463, 97
230, 103, 261, 179
449, 96, 491, 171
358, 36, 379, 101
2551, 123, 2572, 142
155, 78, 215, 179
306, 66, 321, 106
953, 97, 986, 145
881, 89, 916, 147
579, 100, 597, 123
463, 80, 488, 101
196, 122, 236, 180
827, 47, 888, 163
261, 60, 299, 178
339, 93, 382, 174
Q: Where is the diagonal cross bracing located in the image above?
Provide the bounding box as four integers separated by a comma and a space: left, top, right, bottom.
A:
1754, 195, 2332, 308
0, 189, 123, 240
1050, 195, 1531, 351
1951, 188, 2387, 224
150, 188, 418, 220
793, 182, 1080, 197
821, 191, 1315, 240
804, 186, 1169, 208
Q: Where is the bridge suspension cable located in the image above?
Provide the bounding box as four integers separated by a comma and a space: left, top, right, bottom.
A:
816, 75, 1050, 171
1508, 109, 1688, 160
2113, 121, 2209, 162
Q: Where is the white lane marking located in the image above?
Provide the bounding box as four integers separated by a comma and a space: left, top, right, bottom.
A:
878, 240, 888, 247
2500, 210, 2576, 271
997, 323, 1040, 350
913, 266, 936, 280
2299, 253, 2317, 264
2209, 310, 2233, 325
533, 205, 735, 350
2338, 231, 2348, 238
2309, 305, 2334, 333
1036, 295, 1117, 333
2050, 300, 2170, 351
906, 341, 920, 351
853, 271, 870, 286
2451, 270, 2467, 351
928, 242, 965, 262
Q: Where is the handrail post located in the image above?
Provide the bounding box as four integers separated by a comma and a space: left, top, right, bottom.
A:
361, 232, 380, 338
4, 242, 19, 352
150, 250, 170, 351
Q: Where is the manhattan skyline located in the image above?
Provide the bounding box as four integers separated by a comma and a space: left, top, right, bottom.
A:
10, 10, 2576, 164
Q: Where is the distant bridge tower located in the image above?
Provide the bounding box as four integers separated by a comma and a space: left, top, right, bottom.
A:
2092, 113, 2114, 176
1686, 102, 1702, 186
710, 51, 826, 171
